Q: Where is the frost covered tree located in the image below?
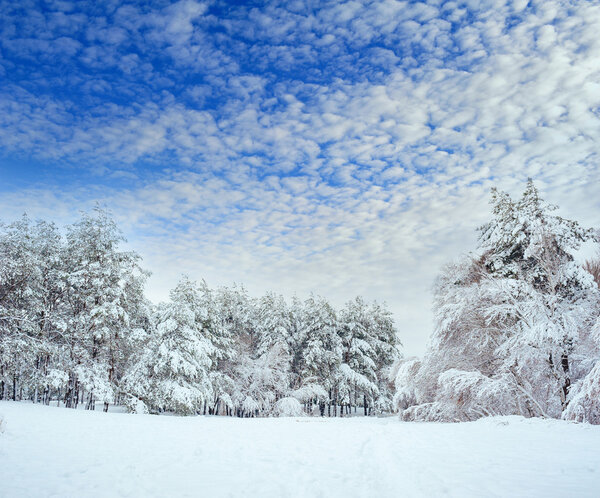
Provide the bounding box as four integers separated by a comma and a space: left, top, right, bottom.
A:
297, 295, 341, 416
0, 217, 69, 404
62, 207, 149, 411
124, 277, 214, 415
338, 297, 400, 415
0, 210, 401, 417
255, 292, 293, 359
397, 181, 599, 422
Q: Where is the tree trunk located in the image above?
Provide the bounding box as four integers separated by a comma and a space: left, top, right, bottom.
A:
73, 381, 79, 409
86, 392, 94, 411
561, 353, 571, 409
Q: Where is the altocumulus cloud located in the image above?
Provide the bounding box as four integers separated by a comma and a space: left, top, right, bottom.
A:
0, 0, 599, 354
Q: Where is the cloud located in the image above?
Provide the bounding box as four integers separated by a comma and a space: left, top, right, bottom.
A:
1, 0, 600, 354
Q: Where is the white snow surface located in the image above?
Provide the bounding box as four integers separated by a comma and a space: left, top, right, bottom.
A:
1, 401, 600, 497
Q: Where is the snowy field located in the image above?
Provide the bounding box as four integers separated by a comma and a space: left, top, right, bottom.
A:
1, 402, 600, 498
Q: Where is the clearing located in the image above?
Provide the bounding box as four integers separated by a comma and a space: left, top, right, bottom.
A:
1, 401, 599, 497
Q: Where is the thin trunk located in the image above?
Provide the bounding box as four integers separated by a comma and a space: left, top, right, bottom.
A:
73, 381, 79, 409
561, 353, 571, 409
86, 392, 94, 411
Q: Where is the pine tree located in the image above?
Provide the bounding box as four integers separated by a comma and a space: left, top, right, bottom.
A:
299, 295, 340, 415
338, 297, 380, 415
62, 207, 148, 410
125, 277, 214, 415
0, 216, 65, 403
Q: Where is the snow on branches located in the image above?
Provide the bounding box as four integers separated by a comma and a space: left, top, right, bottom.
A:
0, 209, 401, 417
396, 181, 600, 423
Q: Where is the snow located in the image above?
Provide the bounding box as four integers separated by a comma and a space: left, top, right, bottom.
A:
1, 402, 600, 497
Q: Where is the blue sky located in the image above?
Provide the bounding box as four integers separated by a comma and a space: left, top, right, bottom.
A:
1, 0, 600, 354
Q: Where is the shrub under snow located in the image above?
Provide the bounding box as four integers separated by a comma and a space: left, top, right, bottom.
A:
273, 397, 304, 417
563, 362, 600, 424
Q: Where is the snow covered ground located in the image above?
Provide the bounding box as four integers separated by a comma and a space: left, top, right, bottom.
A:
1, 401, 599, 497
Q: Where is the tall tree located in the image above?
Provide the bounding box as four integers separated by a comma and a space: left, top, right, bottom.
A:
63, 207, 148, 410
397, 181, 598, 421
125, 277, 214, 415
299, 295, 341, 415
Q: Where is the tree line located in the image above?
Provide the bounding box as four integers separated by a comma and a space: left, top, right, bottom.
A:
0, 209, 400, 416
3, 181, 600, 424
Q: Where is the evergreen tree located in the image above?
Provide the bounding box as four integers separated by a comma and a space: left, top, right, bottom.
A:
338, 297, 380, 415
299, 295, 340, 415
126, 277, 214, 415
62, 207, 148, 410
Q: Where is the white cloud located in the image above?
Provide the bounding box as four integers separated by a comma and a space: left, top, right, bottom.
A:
1, 0, 600, 354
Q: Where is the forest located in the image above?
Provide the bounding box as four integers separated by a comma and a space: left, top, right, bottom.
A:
0, 208, 399, 416
1, 181, 600, 423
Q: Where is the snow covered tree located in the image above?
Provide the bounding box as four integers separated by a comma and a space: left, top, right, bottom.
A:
297, 295, 340, 415
480, 181, 597, 416
563, 254, 600, 424
368, 301, 401, 413
563, 361, 600, 424
398, 181, 599, 422
226, 291, 295, 415
62, 207, 149, 411
0, 216, 65, 403
125, 277, 214, 415
211, 284, 256, 415
193, 280, 235, 415
255, 292, 293, 359
338, 297, 385, 415
231, 342, 291, 417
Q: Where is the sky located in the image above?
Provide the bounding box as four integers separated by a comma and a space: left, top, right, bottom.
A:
1, 0, 599, 355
